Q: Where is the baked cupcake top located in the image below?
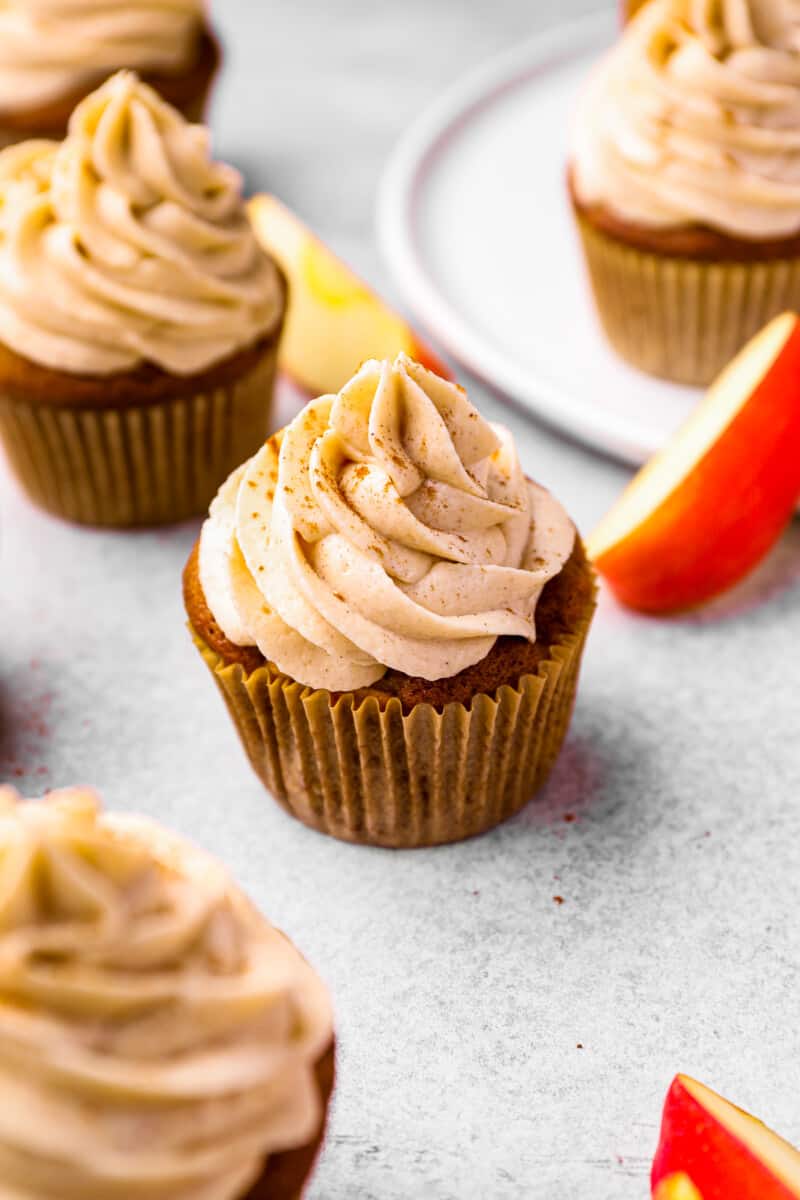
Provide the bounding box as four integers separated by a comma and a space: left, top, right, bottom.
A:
0, 71, 283, 376
199, 354, 575, 692
0, 1, 206, 113
0, 786, 333, 1200
572, 0, 800, 239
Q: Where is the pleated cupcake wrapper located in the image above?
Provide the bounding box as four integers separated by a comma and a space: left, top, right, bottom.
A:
0, 347, 278, 527
575, 213, 800, 387
190, 602, 594, 849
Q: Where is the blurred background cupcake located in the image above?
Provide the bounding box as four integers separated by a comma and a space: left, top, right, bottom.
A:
0, 0, 220, 149
0, 785, 335, 1200
184, 354, 596, 849
569, 0, 800, 386
0, 71, 286, 526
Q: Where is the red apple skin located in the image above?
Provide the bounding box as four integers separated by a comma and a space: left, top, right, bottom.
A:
281, 338, 453, 399
652, 1078, 799, 1200
594, 321, 800, 613
412, 339, 454, 383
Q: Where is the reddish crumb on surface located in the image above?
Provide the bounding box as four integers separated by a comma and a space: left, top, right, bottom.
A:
471, 890, 480, 897
563, 812, 577, 823
615, 1155, 625, 1165
1, 686, 56, 783
577, 1043, 584, 1050
553, 896, 565, 906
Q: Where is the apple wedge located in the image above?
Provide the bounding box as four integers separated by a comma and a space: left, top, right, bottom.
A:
248, 194, 451, 396
622, 0, 650, 20
587, 312, 800, 613
652, 1076, 800, 1200
654, 1176, 702, 1200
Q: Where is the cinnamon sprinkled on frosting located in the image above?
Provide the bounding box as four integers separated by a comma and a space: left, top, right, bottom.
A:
199, 355, 574, 692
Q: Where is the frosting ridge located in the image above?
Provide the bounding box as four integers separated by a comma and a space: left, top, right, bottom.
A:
572, 0, 800, 238
0, 71, 283, 376
0, 1, 206, 113
0, 786, 333, 1200
199, 354, 575, 692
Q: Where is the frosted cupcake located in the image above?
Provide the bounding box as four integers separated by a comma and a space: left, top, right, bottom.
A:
570, 0, 800, 385
0, 72, 285, 526
0, 786, 334, 1200
184, 354, 596, 849
0, 0, 219, 149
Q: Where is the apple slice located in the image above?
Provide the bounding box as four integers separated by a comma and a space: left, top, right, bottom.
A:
622, 0, 649, 20
652, 1076, 800, 1200
654, 1176, 702, 1200
587, 312, 800, 613
248, 194, 451, 396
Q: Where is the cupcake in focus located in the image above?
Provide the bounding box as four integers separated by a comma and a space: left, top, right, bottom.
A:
0, 71, 286, 526
0, 0, 220, 149
570, 0, 800, 386
184, 354, 596, 849
0, 785, 334, 1200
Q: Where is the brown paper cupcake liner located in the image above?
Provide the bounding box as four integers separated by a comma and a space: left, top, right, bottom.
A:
575, 212, 800, 386
0, 346, 278, 527
189, 601, 594, 849
246, 1042, 335, 1200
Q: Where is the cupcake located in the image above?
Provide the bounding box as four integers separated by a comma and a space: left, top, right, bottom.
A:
0, 786, 335, 1200
0, 71, 286, 526
569, 0, 800, 386
184, 354, 596, 849
0, 0, 220, 149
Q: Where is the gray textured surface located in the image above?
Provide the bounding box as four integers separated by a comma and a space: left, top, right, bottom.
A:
3, 2, 800, 1197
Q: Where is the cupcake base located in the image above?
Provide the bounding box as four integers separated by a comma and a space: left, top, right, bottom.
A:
0, 26, 221, 148
0, 314, 283, 527
247, 1043, 335, 1200
570, 176, 800, 386
184, 537, 597, 849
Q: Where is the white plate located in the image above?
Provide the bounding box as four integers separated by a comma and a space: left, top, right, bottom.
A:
377, 9, 701, 467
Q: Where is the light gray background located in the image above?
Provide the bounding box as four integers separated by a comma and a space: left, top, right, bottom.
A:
3, 2, 800, 1197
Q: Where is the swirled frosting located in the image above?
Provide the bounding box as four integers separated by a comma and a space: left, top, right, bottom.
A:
199, 355, 575, 693
0, 71, 283, 376
572, 0, 800, 238
0, 786, 333, 1200
0, 1, 206, 113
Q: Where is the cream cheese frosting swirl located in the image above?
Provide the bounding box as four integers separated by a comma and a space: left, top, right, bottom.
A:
0, 786, 333, 1200
572, 0, 800, 238
0, 71, 283, 375
0, 1, 206, 114
199, 354, 575, 693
